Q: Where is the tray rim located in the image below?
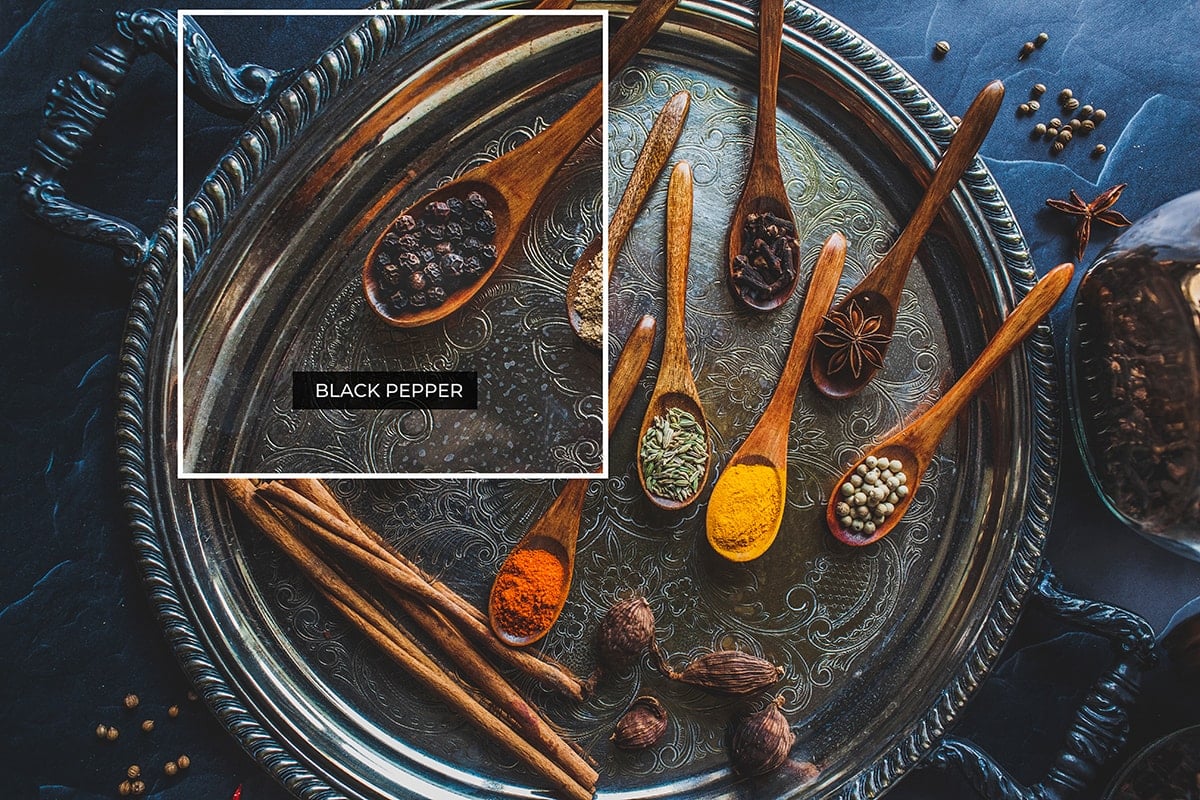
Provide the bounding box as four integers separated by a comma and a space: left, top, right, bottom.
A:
119, 2, 1057, 799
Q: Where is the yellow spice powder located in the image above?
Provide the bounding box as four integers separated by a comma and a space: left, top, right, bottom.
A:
706, 463, 783, 559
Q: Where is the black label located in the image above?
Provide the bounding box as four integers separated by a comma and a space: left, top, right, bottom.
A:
292, 371, 478, 410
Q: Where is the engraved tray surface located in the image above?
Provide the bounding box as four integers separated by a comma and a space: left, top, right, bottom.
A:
123, 3, 1056, 799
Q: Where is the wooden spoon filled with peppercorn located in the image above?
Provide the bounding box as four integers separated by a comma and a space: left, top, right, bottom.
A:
364, 0, 680, 328
826, 263, 1072, 546
725, 0, 801, 313
809, 79, 1005, 397
489, 314, 657, 646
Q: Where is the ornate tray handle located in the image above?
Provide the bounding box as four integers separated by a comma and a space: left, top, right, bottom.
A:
927, 566, 1158, 800
14, 8, 283, 268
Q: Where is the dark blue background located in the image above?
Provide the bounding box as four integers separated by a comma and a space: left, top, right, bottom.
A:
2, 2, 1198, 799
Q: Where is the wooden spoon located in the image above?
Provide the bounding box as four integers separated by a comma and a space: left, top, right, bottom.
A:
364, 0, 679, 328
488, 314, 657, 645
810, 80, 1005, 397
725, 0, 798, 313
635, 161, 711, 510
827, 262, 1074, 546
705, 232, 847, 561
566, 89, 692, 347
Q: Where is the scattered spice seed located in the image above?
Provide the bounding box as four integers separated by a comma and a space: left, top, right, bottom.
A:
1091, 143, 1107, 158
1051, 141, 1066, 155
1018, 103, 1032, 115
1058, 129, 1074, 143
177, 754, 191, 770
1032, 123, 1048, 138
1064, 97, 1080, 112
1028, 100, 1040, 112
106, 726, 120, 742
127, 765, 141, 780
1045, 184, 1132, 261
1069, 119, 1082, 132
1046, 127, 1060, 140
123, 694, 139, 710
1032, 83, 1047, 98
95, 723, 109, 740
1035, 32, 1049, 46
164, 760, 179, 777
1078, 104, 1094, 118
118, 781, 132, 797
1059, 89, 1073, 102
1081, 119, 1095, 132
951, 115, 962, 126
933, 40, 950, 58
1050, 117, 1063, 127
141, 719, 154, 733
1093, 108, 1107, 123
168, 705, 180, 718
130, 780, 146, 796
1018, 41, 1035, 59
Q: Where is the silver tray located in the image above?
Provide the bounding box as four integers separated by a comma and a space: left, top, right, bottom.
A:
122, 2, 1056, 799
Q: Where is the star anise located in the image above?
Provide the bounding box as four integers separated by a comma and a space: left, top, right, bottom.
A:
815, 298, 890, 378
1046, 183, 1132, 262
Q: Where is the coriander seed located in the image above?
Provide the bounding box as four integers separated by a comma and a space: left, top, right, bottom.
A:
1045, 127, 1060, 139
118, 781, 132, 797
1092, 108, 1107, 123
127, 765, 141, 780
1051, 140, 1066, 155
130, 780, 145, 796
1032, 83, 1047, 98
1058, 128, 1074, 142
141, 719, 154, 733
1035, 32, 1049, 46
123, 694, 139, 710
1033, 123, 1048, 137
1081, 119, 1095, 132
106, 726, 119, 741
1092, 143, 1107, 158
1018, 102, 1031, 115
1050, 117, 1062, 127
1064, 97, 1080, 112
1069, 119, 1082, 132
1059, 88, 1073, 102
1028, 100, 1040, 111
951, 115, 962, 126
164, 760, 179, 777
1078, 104, 1094, 118
1019, 41, 1035, 59
168, 704, 180, 718
177, 754, 191, 770
95, 723, 109, 740
933, 40, 951, 58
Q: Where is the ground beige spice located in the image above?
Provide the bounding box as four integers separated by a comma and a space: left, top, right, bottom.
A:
573, 252, 604, 348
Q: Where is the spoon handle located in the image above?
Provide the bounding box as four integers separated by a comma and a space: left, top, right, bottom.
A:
608, 315, 657, 434
871, 80, 1005, 297
662, 161, 695, 380
607, 90, 691, 276
751, 0, 784, 166
608, 0, 679, 80
908, 263, 1074, 454
774, 233, 846, 403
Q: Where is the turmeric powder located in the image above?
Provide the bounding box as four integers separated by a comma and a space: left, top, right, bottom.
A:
705, 463, 784, 561
492, 548, 566, 638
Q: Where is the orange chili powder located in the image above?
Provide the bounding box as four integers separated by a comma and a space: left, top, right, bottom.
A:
492, 548, 565, 638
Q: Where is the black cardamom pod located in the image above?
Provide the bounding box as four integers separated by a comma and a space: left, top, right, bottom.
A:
612, 695, 668, 750
729, 695, 795, 777
666, 649, 783, 695
596, 596, 656, 671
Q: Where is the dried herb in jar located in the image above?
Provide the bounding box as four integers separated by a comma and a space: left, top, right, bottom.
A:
731, 212, 800, 306
373, 192, 498, 315
491, 548, 565, 639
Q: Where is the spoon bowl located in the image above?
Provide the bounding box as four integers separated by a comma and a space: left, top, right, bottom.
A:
636, 389, 712, 511
811, 79, 1005, 396
827, 262, 1074, 545
488, 314, 657, 645
706, 232, 847, 561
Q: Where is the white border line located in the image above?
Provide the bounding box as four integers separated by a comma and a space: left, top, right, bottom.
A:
176, 8, 610, 481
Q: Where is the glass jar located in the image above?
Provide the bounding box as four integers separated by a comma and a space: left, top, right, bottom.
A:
1069, 189, 1200, 561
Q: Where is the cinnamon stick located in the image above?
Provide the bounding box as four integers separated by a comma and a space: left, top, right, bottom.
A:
219, 479, 593, 800
258, 480, 589, 701
278, 482, 597, 787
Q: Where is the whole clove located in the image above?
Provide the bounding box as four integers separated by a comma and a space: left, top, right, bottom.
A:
730, 212, 800, 306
